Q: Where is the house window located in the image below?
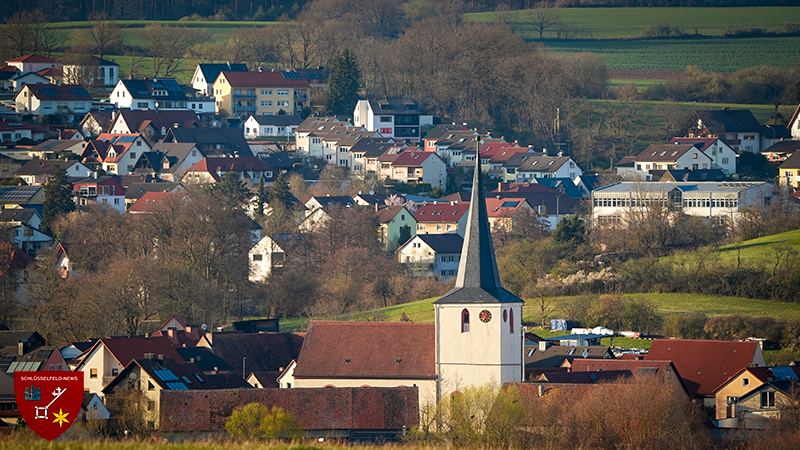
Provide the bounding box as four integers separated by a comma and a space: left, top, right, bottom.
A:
510, 308, 514, 333
436, 224, 442, 231
136, 102, 148, 108
111, 368, 119, 376
148, 381, 155, 391
99, 185, 110, 195
261, 101, 273, 107
727, 396, 739, 405
277, 101, 289, 107
43, 102, 52, 110
461, 309, 470, 333
136, 140, 142, 146
441, 270, 446, 276
277, 89, 289, 96
743, 378, 750, 387
261, 89, 272, 95
380, 116, 392, 122
90, 369, 97, 379
722, 157, 729, 164
253, 254, 263, 261
380, 128, 392, 134
761, 391, 775, 408
441, 256, 446, 262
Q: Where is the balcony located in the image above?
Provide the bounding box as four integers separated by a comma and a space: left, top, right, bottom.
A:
233, 105, 256, 113
233, 93, 256, 100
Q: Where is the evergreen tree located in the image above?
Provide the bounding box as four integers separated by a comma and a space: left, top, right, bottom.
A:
204, 171, 249, 208
268, 172, 293, 210
327, 49, 361, 116
41, 166, 76, 235
254, 176, 266, 218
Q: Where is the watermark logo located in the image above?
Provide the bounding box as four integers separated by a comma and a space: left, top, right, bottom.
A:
15, 372, 83, 440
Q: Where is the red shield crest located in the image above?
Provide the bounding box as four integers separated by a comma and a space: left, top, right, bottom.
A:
14, 371, 84, 440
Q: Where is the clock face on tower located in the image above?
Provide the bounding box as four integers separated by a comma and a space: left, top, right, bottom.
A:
479, 310, 492, 323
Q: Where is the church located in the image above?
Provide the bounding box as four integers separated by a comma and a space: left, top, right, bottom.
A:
281, 150, 525, 405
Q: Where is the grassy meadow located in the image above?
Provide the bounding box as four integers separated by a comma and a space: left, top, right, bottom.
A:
468, 7, 800, 39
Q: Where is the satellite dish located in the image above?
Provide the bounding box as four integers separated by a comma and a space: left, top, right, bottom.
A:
201, 324, 208, 331
128, 373, 137, 379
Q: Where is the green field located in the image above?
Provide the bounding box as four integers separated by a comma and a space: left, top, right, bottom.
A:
670, 229, 800, 268
542, 36, 800, 72
468, 7, 800, 39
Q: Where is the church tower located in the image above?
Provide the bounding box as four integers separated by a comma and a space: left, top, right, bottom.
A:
434, 140, 524, 399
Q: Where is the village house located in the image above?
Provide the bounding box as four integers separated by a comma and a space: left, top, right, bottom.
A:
192, 63, 248, 96
0, 65, 20, 91
645, 339, 766, 410
180, 156, 274, 186
13, 84, 92, 120
0, 208, 52, 254
376, 205, 416, 251
396, 233, 462, 279
591, 181, 775, 227
485, 197, 534, 233
79, 111, 114, 138
388, 151, 447, 187
321, 128, 382, 167
164, 127, 253, 157
0, 186, 44, 209
138, 143, 204, 182
89, 133, 151, 175
414, 201, 469, 236
62, 56, 119, 89
73, 176, 126, 213
299, 195, 356, 232
0, 121, 48, 143
110, 78, 212, 114
213, 70, 310, 118
490, 183, 583, 230
17, 159, 93, 186
5, 54, 59, 74
9, 71, 49, 92
293, 116, 346, 159
347, 138, 395, 174
243, 114, 303, 139
108, 109, 200, 143
633, 144, 713, 175
352, 98, 433, 141
514, 154, 583, 181
249, 235, 285, 282
75, 335, 186, 395
687, 109, 789, 153
668, 137, 737, 174
778, 151, 800, 189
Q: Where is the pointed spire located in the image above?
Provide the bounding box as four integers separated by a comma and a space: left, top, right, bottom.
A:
453, 139, 501, 290
435, 137, 521, 304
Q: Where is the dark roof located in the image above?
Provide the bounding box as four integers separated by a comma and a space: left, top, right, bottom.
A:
17, 159, 81, 176
175, 346, 233, 372
115, 109, 200, 133
259, 152, 294, 170
198, 63, 248, 84
652, 169, 727, 182
367, 98, 421, 115
119, 78, 188, 101
414, 233, 463, 253
165, 128, 252, 157
309, 195, 355, 209
692, 109, 762, 133
532, 178, 584, 197
123, 181, 182, 200
293, 321, 434, 379
32, 139, 86, 153
248, 370, 280, 388
80, 111, 114, 132
491, 191, 583, 216
761, 124, 791, 140
0, 331, 45, 348
645, 339, 760, 398
207, 332, 303, 374
0, 208, 37, 225
248, 114, 304, 126
524, 345, 613, 368
80, 335, 185, 369
539, 370, 632, 384
636, 144, 701, 162
780, 150, 800, 170
435, 147, 523, 305
763, 140, 800, 155
0, 186, 42, 204
22, 84, 91, 101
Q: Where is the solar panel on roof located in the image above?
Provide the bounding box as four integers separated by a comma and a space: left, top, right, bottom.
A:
71, 87, 89, 97
165, 381, 188, 390
40, 87, 60, 98
282, 72, 303, 80
153, 369, 179, 381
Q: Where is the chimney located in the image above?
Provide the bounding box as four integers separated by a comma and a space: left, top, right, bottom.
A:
17, 340, 27, 356
538, 385, 544, 397
144, 352, 155, 359
158, 354, 165, 361
539, 340, 549, 351
450, 201, 455, 206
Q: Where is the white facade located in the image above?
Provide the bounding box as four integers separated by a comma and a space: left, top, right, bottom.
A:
702, 140, 737, 174
14, 85, 91, 117
243, 116, 299, 138
591, 181, 775, 227
396, 235, 461, 279
516, 157, 583, 180
635, 147, 712, 172
435, 302, 524, 396
62, 62, 119, 88
76, 345, 124, 396
249, 236, 285, 282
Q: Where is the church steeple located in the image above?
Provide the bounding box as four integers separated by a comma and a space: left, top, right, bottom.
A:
435, 138, 521, 305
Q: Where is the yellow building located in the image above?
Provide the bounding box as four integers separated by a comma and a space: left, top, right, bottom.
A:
213, 70, 310, 118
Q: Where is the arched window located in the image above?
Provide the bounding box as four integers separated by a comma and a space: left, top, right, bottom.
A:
510, 308, 514, 334
461, 309, 470, 333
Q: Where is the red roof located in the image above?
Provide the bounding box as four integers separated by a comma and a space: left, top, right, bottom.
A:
128, 192, 185, 212
480, 142, 514, 158
219, 71, 310, 88
492, 182, 561, 195
81, 335, 185, 369
293, 321, 435, 379
185, 157, 270, 178
414, 202, 470, 223
0, 122, 47, 133
489, 147, 534, 163
6, 54, 58, 63
644, 339, 762, 397
668, 137, 719, 152
391, 151, 434, 167
35, 67, 61, 77
485, 197, 527, 218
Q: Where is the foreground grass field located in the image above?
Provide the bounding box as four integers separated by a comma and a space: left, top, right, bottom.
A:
0, 440, 329, 449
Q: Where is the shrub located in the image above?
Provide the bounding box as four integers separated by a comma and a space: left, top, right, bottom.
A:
225, 404, 302, 441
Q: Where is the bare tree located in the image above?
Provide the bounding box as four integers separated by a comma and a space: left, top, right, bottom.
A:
526, 2, 561, 39
141, 25, 199, 78
89, 13, 122, 60
3, 9, 62, 57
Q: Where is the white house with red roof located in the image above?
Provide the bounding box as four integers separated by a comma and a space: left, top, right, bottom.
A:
5, 54, 59, 74
213, 70, 310, 118
668, 137, 737, 174
634, 144, 712, 174
127, 191, 186, 213
414, 201, 470, 236
75, 335, 186, 395
389, 151, 446, 187
13, 84, 92, 118
181, 156, 274, 186
0, 121, 48, 143
73, 176, 126, 213
485, 197, 533, 233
